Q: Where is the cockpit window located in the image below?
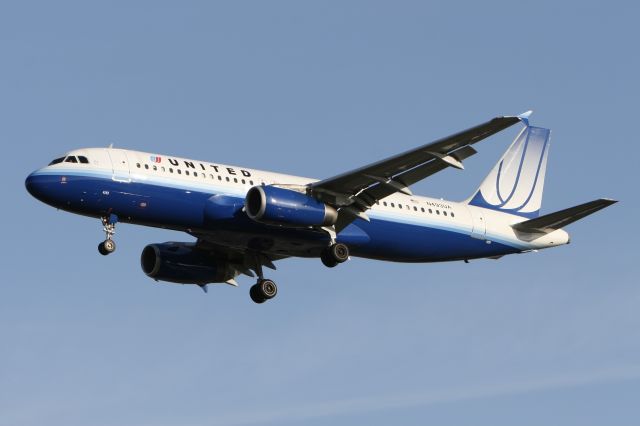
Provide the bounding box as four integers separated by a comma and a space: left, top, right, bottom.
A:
78, 156, 89, 164
65, 156, 78, 163
48, 157, 65, 165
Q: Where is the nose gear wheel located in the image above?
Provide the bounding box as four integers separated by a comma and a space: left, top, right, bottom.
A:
98, 214, 118, 256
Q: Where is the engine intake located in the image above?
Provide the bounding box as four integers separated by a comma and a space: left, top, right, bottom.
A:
141, 242, 235, 285
245, 185, 337, 227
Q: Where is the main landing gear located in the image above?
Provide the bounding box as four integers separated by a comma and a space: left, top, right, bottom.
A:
249, 258, 278, 304
98, 214, 118, 256
320, 243, 350, 268
249, 279, 278, 304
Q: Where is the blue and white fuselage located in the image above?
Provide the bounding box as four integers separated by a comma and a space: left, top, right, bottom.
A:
25, 148, 567, 260
24, 114, 614, 303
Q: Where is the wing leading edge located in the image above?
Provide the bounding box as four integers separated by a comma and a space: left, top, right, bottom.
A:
309, 112, 529, 231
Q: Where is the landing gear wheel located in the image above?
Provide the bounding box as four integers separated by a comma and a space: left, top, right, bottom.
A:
249, 279, 278, 304
98, 242, 108, 256
321, 250, 338, 268
98, 239, 116, 256
259, 279, 277, 299
103, 239, 116, 253
329, 243, 349, 263
249, 284, 266, 304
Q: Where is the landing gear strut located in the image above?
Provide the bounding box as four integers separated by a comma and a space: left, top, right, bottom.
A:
98, 214, 118, 256
321, 243, 350, 268
249, 256, 278, 304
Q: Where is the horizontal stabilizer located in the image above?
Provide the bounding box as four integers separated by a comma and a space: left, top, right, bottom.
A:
512, 198, 617, 233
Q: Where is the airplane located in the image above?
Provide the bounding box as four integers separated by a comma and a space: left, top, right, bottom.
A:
25, 112, 616, 303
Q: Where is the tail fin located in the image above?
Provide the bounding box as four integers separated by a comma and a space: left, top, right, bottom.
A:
467, 123, 551, 218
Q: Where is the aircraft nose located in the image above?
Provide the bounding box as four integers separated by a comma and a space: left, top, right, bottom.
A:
25, 170, 48, 201
25, 172, 38, 196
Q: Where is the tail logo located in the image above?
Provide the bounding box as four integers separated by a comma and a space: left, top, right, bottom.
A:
468, 126, 551, 218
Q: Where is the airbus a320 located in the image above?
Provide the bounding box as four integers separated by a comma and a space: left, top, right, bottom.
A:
25, 112, 616, 303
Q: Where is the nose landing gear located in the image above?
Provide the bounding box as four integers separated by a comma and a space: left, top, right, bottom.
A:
98, 214, 118, 256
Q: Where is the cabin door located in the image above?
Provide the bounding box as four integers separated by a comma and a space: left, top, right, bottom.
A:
469, 206, 486, 240
107, 149, 131, 183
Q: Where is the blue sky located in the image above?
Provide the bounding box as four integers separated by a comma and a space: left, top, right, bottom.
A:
2, 1, 639, 425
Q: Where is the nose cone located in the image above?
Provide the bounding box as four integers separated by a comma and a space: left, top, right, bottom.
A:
25, 170, 54, 204
25, 171, 41, 199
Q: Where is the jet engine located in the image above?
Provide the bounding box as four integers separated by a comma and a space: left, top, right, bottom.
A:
245, 185, 337, 227
140, 242, 236, 284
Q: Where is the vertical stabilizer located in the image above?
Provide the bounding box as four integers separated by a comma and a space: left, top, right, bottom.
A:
467, 124, 551, 218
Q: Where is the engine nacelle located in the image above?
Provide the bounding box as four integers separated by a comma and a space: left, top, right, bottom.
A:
245, 185, 337, 227
140, 242, 235, 285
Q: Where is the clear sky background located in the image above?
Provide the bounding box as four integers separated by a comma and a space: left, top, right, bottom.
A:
1, 1, 639, 425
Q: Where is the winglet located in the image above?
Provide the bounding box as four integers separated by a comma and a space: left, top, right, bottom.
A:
517, 110, 533, 126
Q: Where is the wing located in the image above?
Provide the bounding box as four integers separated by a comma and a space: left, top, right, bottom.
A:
309, 113, 528, 231
192, 233, 287, 283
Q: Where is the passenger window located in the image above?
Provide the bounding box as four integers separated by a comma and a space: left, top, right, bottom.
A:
451, 212, 455, 218
421, 207, 425, 212
169, 168, 174, 173
161, 166, 165, 172
436, 210, 440, 215
226, 177, 230, 182
390, 203, 395, 208
383, 202, 387, 206
177, 169, 182, 174
218, 176, 222, 181
153, 165, 157, 171
234, 178, 238, 183
429, 209, 433, 214
413, 206, 417, 211
185, 170, 190, 176
48, 157, 65, 165
65, 156, 78, 163
78, 156, 89, 164
398, 205, 402, 209
194, 171, 198, 177
242, 179, 246, 184
136, 163, 141, 168
443, 211, 448, 216
250, 180, 254, 185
